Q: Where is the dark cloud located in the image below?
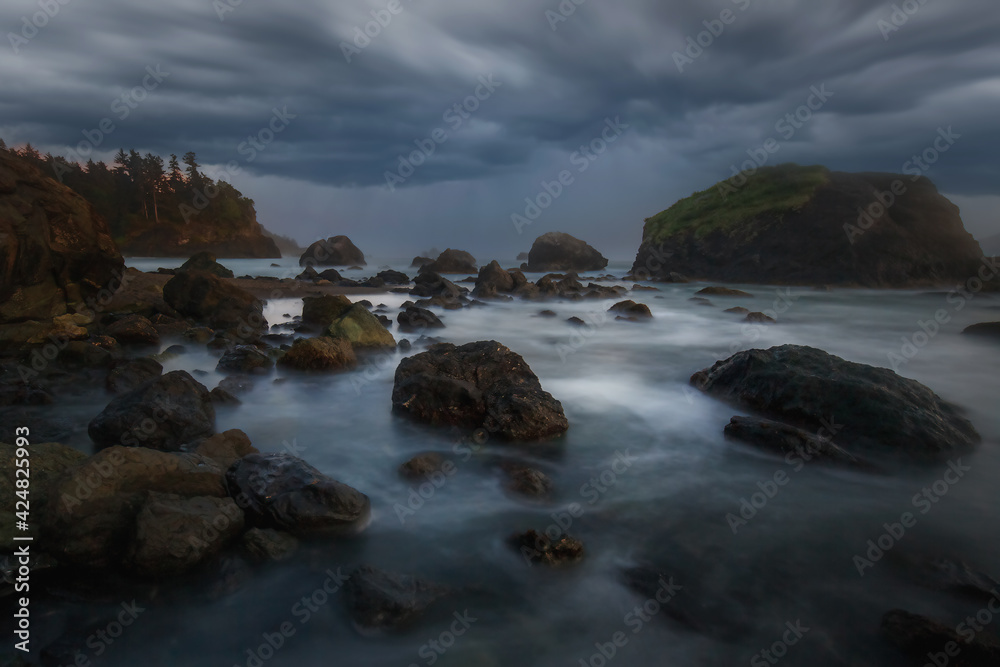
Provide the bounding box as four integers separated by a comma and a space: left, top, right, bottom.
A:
1, 0, 997, 254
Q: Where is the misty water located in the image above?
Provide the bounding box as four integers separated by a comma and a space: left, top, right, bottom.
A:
37, 258, 1000, 666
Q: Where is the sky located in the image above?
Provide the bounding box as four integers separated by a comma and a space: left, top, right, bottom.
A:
2, 0, 999, 259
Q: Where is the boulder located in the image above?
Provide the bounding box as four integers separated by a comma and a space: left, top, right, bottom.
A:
473, 260, 515, 298
326, 304, 396, 349
410, 256, 434, 268
216, 345, 274, 374
526, 232, 608, 272
40, 446, 227, 566
344, 565, 450, 631
224, 453, 371, 535
163, 271, 266, 334
500, 462, 552, 498
103, 314, 160, 346
126, 492, 244, 576
376, 270, 410, 285
410, 272, 463, 300
745, 311, 776, 324
609, 300, 653, 320
187, 429, 259, 469
88, 370, 216, 451
0, 150, 124, 325
105, 357, 163, 394
299, 235, 366, 266
279, 337, 357, 371
301, 295, 353, 328
397, 306, 444, 332
391, 341, 568, 441
691, 345, 980, 459
177, 251, 234, 279
419, 249, 477, 274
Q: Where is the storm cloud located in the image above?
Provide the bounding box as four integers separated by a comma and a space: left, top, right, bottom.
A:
2, 0, 998, 257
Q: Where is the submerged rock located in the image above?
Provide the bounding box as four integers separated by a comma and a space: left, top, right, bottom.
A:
510, 530, 584, 566
224, 453, 371, 535
391, 340, 568, 441
103, 314, 160, 346
216, 345, 274, 374
691, 345, 980, 459
241, 527, 299, 563
397, 306, 444, 332
88, 370, 215, 451
500, 462, 552, 498
345, 565, 450, 632
610, 300, 653, 320
962, 321, 1000, 339
695, 286, 753, 298
105, 357, 163, 394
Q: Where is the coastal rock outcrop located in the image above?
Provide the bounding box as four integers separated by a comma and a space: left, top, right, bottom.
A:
526, 232, 608, 272
299, 235, 366, 267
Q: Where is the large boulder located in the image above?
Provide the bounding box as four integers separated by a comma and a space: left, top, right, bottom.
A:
691, 345, 980, 459
326, 304, 396, 349
163, 271, 266, 333
216, 345, 274, 374
177, 251, 234, 279
301, 295, 353, 328
0, 150, 124, 325
391, 341, 568, 441
963, 321, 1000, 339
88, 370, 216, 451
103, 314, 160, 346
526, 232, 608, 272
279, 337, 357, 371
299, 235, 366, 267
40, 446, 227, 566
224, 453, 371, 535
126, 492, 244, 577
410, 272, 462, 299
105, 357, 163, 393
632, 164, 985, 286
397, 306, 444, 332
473, 260, 515, 298
418, 249, 477, 274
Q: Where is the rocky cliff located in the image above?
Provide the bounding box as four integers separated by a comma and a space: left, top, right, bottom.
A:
632, 164, 984, 286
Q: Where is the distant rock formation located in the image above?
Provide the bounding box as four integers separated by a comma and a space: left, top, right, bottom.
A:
299, 235, 366, 267
418, 248, 478, 274
526, 232, 608, 272
632, 164, 985, 286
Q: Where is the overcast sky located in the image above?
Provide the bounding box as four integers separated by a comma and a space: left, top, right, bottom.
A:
2, 0, 998, 259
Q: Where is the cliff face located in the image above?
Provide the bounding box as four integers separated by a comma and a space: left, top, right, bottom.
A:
0, 150, 124, 322
120, 222, 281, 258
632, 164, 984, 286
